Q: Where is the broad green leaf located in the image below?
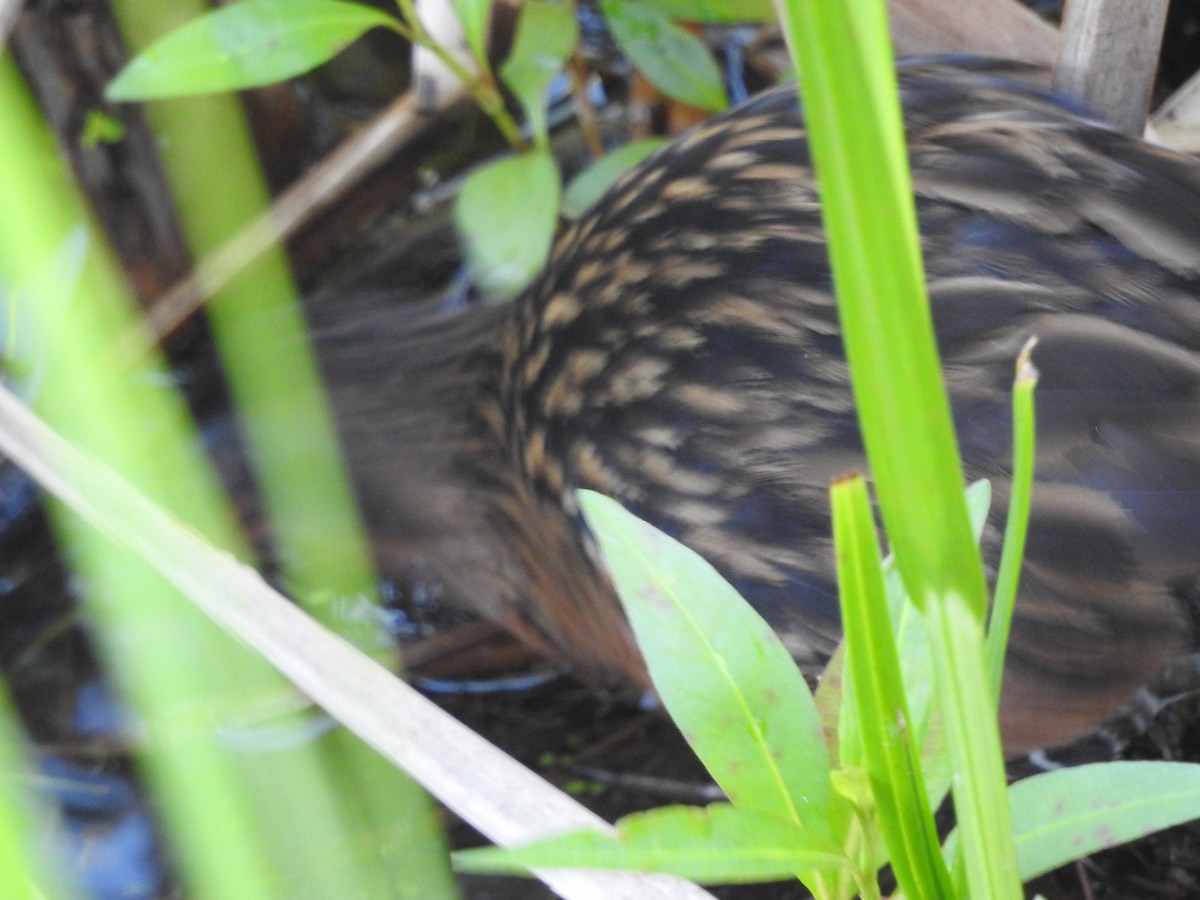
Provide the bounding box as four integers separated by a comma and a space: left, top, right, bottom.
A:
941, 762, 1200, 882
576, 490, 848, 853
600, 0, 727, 112
456, 151, 560, 298
562, 138, 666, 218
498, 2, 579, 148
632, 0, 775, 23
833, 475, 953, 898
106, 0, 396, 100
450, 0, 492, 68
453, 803, 847, 883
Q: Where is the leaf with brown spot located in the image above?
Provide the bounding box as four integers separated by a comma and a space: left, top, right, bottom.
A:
942, 761, 1200, 882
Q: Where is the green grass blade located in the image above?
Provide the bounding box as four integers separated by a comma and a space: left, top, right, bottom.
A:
773, 0, 1020, 894
108, 1, 457, 892
774, 0, 983, 620
986, 340, 1038, 702
0, 49, 452, 899
832, 475, 954, 898
1, 53, 282, 899
106, 0, 397, 100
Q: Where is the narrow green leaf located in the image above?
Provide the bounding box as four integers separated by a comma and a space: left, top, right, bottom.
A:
106, 0, 397, 100
576, 490, 847, 852
453, 803, 847, 883
600, 0, 727, 111
832, 475, 954, 898
825, 481, 987, 878
941, 762, 1200, 882
986, 339, 1038, 702
636, 0, 775, 23
498, 1, 579, 148
6, 43, 453, 897
774, 0, 1019, 893
450, 0, 492, 68
562, 138, 666, 218
0, 686, 62, 899
455, 151, 561, 298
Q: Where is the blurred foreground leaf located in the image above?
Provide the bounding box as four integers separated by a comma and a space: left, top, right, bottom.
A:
107, 0, 396, 100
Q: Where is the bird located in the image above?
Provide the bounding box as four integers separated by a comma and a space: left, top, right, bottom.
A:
315, 57, 1200, 756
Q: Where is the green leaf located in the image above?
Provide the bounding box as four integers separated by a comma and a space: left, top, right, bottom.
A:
631, 0, 775, 23
600, 0, 727, 112
940, 762, 1200, 882
498, 1, 579, 149
106, 0, 397, 101
81, 110, 126, 148
576, 490, 849, 857
886, 478, 989, 801
562, 138, 666, 218
986, 342, 1038, 701
450, 0, 492, 68
453, 803, 847, 883
832, 475, 954, 898
456, 151, 561, 298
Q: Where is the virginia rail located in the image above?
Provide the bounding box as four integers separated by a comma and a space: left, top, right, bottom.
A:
317, 58, 1200, 755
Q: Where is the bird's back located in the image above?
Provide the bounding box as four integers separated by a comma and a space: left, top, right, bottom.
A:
323, 59, 1200, 753
501, 59, 1200, 751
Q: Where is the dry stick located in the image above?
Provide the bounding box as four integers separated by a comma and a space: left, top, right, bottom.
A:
140, 85, 458, 348
0, 384, 715, 900
1055, 0, 1170, 135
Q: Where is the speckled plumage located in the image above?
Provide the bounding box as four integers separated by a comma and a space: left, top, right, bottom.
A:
321, 59, 1200, 753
